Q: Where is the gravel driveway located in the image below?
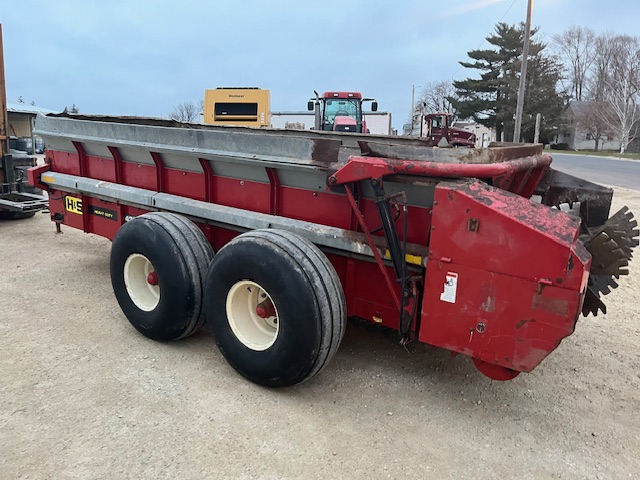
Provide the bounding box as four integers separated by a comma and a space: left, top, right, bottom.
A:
1, 187, 639, 480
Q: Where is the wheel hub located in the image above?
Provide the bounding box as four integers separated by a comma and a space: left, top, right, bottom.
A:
226, 280, 279, 351
147, 271, 159, 286
123, 253, 160, 312
255, 298, 277, 320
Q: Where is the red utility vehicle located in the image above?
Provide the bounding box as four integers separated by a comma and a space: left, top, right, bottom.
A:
308, 91, 378, 133
422, 112, 476, 147
29, 113, 637, 387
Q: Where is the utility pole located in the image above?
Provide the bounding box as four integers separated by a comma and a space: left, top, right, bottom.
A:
533, 113, 541, 143
0, 24, 9, 158
410, 84, 415, 135
513, 0, 533, 143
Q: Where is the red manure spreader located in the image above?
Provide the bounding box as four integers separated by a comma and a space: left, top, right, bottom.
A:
29, 113, 638, 386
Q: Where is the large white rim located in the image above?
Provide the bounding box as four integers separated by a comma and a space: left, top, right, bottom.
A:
123, 253, 160, 312
226, 280, 279, 351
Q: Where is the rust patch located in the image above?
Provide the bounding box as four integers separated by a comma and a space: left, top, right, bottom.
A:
475, 196, 494, 206
531, 295, 569, 316
357, 141, 373, 156
515, 318, 535, 329
340, 229, 370, 246
340, 226, 428, 257
457, 178, 580, 244
311, 139, 342, 165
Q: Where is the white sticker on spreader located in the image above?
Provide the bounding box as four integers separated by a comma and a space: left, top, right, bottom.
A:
440, 272, 458, 303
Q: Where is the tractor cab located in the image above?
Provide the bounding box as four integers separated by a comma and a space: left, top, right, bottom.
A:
308, 91, 377, 133
425, 113, 450, 145
323, 97, 361, 132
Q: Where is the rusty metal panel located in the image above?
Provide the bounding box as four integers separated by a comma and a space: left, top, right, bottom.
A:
36, 114, 548, 170
420, 262, 585, 372
420, 180, 591, 373
427, 180, 588, 287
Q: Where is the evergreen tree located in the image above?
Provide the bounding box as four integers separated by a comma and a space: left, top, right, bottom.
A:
521, 51, 566, 143
451, 23, 566, 143
63, 104, 79, 114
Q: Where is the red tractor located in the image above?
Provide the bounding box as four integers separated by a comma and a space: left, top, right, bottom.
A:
308, 91, 378, 133
423, 112, 476, 147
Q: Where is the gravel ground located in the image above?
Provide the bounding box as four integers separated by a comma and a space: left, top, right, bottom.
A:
1, 188, 639, 480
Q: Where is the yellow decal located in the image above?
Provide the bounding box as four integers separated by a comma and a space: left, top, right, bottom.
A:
41, 175, 55, 184
383, 250, 424, 267
65, 196, 83, 215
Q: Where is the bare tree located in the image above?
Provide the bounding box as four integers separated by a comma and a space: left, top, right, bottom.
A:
553, 30, 640, 152
417, 80, 456, 115
560, 31, 615, 150
587, 32, 615, 101
552, 26, 595, 101
170, 101, 199, 122
597, 35, 640, 153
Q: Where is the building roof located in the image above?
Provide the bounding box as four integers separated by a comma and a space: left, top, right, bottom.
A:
7, 102, 58, 115
567, 100, 593, 116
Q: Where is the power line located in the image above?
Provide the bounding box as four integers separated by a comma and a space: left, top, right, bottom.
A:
498, 0, 520, 23
449, 0, 520, 80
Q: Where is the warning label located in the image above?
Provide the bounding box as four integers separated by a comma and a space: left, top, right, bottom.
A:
440, 272, 458, 304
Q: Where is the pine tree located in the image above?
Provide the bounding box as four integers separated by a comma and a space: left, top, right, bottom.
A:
451, 23, 566, 143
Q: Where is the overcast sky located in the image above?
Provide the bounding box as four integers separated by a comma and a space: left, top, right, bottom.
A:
2, 0, 639, 130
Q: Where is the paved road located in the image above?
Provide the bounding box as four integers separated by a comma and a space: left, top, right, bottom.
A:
549, 153, 640, 191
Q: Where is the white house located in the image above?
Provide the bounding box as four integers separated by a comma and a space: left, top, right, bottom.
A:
554, 101, 622, 151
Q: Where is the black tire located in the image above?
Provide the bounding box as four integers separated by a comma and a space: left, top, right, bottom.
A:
0, 211, 37, 220
110, 212, 214, 341
161, 213, 214, 334
204, 229, 346, 387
